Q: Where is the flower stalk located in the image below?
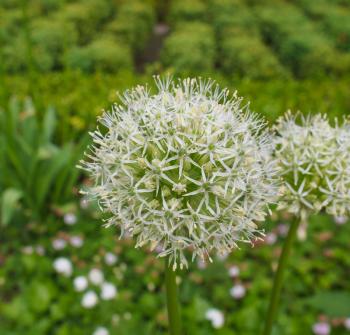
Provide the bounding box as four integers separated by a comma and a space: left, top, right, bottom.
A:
165, 258, 182, 335
262, 217, 300, 335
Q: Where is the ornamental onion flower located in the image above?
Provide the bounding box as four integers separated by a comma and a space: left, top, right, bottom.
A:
274, 111, 350, 221
79, 77, 279, 270
263, 112, 350, 335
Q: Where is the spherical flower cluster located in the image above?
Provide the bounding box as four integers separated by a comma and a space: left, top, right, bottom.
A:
80, 77, 279, 269
205, 308, 225, 329
274, 112, 350, 221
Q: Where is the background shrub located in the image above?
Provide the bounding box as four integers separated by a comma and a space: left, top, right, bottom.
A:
220, 31, 287, 79
161, 23, 215, 74
168, 0, 208, 26
31, 19, 78, 71
65, 36, 133, 73
55, 0, 112, 45
106, 1, 155, 52
255, 3, 345, 77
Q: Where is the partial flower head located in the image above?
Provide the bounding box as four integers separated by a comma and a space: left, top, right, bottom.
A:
275, 112, 350, 220
79, 77, 279, 269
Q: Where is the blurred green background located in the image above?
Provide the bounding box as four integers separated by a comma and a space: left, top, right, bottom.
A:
0, 0, 350, 334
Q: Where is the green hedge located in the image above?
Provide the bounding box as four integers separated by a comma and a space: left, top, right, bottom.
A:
255, 3, 348, 77
161, 23, 215, 74
168, 0, 207, 26
106, 1, 156, 52
298, 0, 350, 52
324, 9, 350, 51
54, 0, 113, 44
65, 36, 133, 73
0, 9, 24, 44
209, 0, 257, 37
3, 35, 28, 73
31, 19, 78, 71
221, 30, 287, 79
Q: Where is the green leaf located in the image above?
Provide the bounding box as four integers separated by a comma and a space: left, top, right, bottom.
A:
304, 291, 350, 317
1, 188, 22, 225
42, 106, 56, 143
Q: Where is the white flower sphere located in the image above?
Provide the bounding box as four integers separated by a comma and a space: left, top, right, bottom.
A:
81, 290, 98, 308
229, 284, 246, 299
104, 252, 118, 266
88, 268, 104, 285
53, 257, 73, 277
80, 77, 279, 269
74, 276, 88, 292
101, 282, 117, 300
205, 308, 225, 329
275, 112, 350, 220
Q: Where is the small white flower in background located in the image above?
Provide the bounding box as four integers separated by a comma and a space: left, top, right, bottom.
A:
101, 282, 117, 300
79, 77, 280, 270
265, 232, 277, 245
228, 266, 240, 278
344, 318, 350, 330
104, 252, 118, 266
312, 322, 331, 335
230, 284, 246, 299
53, 257, 73, 277
81, 290, 98, 308
205, 308, 225, 329
334, 216, 348, 225
73, 276, 88, 292
92, 327, 109, 335
275, 112, 350, 222
64, 213, 77, 225
70, 235, 84, 248
52, 238, 67, 250
89, 268, 104, 285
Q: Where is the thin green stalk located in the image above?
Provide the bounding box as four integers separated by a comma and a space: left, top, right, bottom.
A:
165, 259, 182, 335
262, 217, 300, 335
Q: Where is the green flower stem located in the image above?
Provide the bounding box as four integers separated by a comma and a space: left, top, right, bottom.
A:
165, 259, 182, 335
262, 217, 300, 335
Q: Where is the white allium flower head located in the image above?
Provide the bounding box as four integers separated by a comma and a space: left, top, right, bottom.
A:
205, 308, 225, 329
53, 257, 73, 277
81, 290, 98, 308
88, 268, 104, 285
101, 282, 117, 300
275, 112, 350, 221
74, 276, 88, 292
79, 77, 279, 270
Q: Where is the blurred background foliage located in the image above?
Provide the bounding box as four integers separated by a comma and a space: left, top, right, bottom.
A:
0, 0, 349, 334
